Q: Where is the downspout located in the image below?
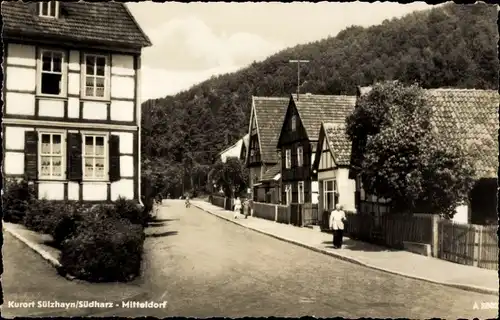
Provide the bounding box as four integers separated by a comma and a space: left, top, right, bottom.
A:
137, 53, 143, 206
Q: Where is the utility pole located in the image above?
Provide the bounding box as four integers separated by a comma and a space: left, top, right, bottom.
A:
289, 59, 309, 101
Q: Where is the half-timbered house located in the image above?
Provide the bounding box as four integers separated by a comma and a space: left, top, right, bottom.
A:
277, 93, 357, 206
312, 122, 356, 215
245, 96, 289, 202
350, 86, 499, 225
2, 1, 151, 202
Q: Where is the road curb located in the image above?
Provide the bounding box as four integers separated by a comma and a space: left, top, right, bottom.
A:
193, 203, 498, 296
3, 224, 62, 268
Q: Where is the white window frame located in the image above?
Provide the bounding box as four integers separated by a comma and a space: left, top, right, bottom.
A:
323, 179, 337, 211
82, 132, 109, 181
297, 146, 303, 167
285, 149, 291, 169
38, 130, 66, 180
81, 53, 110, 101
39, 1, 59, 18
37, 49, 67, 97
291, 115, 297, 131
285, 184, 292, 205
298, 181, 305, 204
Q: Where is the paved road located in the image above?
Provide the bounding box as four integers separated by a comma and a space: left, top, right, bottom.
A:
108, 200, 498, 318
3, 200, 498, 318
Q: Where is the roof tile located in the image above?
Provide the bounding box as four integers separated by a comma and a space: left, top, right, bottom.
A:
1, 2, 151, 48
323, 122, 351, 166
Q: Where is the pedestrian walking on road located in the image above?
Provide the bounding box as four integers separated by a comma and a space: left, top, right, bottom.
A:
233, 197, 242, 219
329, 204, 347, 249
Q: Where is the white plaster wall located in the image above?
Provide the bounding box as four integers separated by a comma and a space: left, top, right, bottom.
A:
111, 54, 135, 76
4, 152, 24, 175
7, 43, 36, 67
111, 179, 134, 200
112, 131, 134, 154
6, 66, 36, 92
5, 126, 31, 150
67, 182, 80, 201
337, 168, 356, 212
38, 99, 65, 117
452, 204, 469, 224
68, 50, 80, 71
68, 72, 80, 95
311, 181, 319, 204
68, 97, 80, 118
110, 100, 134, 122
6, 92, 35, 115
318, 170, 336, 181
120, 155, 134, 178
82, 101, 107, 120
111, 76, 134, 99
38, 182, 65, 200
82, 183, 108, 201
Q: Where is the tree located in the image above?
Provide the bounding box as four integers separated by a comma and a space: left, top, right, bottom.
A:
346, 81, 475, 216
210, 158, 249, 198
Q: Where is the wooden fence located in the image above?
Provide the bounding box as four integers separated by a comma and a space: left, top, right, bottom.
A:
252, 201, 291, 224
344, 213, 436, 249
438, 221, 498, 270
211, 195, 225, 208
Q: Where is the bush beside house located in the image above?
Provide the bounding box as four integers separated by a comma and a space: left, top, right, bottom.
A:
2, 179, 150, 282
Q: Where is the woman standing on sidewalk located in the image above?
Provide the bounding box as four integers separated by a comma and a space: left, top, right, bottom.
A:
233, 197, 242, 219
329, 204, 347, 248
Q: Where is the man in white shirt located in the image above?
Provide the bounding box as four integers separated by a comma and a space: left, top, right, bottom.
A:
329, 204, 347, 248
233, 197, 242, 219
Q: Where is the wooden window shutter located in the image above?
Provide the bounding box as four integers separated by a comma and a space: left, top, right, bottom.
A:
109, 135, 120, 182
67, 133, 82, 181
24, 131, 38, 181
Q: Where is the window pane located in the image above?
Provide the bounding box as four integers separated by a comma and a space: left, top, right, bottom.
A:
52, 156, 62, 176
85, 86, 94, 97
41, 2, 48, 15
95, 78, 105, 97
52, 135, 61, 154
85, 136, 94, 155
96, 57, 106, 76
326, 180, 333, 191
49, 0, 57, 16
85, 76, 95, 87
84, 158, 94, 177
41, 135, 51, 154
41, 73, 62, 95
95, 137, 104, 155
52, 53, 62, 72
42, 53, 52, 71
95, 158, 105, 178
86, 56, 95, 74
40, 156, 51, 176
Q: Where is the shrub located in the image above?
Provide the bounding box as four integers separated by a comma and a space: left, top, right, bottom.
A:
60, 216, 145, 282
23, 199, 64, 234
3, 179, 36, 223
113, 197, 148, 226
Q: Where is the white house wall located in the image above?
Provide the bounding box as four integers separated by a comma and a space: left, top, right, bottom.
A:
3, 126, 137, 201
337, 168, 356, 212
5, 43, 138, 126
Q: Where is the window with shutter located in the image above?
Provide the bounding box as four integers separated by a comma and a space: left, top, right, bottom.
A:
81, 134, 108, 181
24, 131, 38, 181
67, 133, 82, 181
39, 132, 65, 180
109, 135, 121, 182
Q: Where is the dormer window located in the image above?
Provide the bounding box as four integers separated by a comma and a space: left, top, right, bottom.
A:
39, 1, 59, 18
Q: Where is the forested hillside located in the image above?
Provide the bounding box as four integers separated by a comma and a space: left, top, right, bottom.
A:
141, 3, 498, 197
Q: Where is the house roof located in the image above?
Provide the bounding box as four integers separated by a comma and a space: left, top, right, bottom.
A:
218, 134, 248, 162
322, 122, 352, 166
260, 161, 282, 182
424, 89, 499, 179
1, 2, 152, 49
252, 96, 289, 163
352, 87, 499, 180
291, 94, 357, 142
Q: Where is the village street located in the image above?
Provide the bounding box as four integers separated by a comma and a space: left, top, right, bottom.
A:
4, 200, 496, 318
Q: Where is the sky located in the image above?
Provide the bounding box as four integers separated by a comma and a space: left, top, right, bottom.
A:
127, 1, 434, 102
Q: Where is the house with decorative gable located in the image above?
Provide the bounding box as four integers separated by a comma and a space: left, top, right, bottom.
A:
276, 93, 357, 206
245, 96, 289, 202
312, 122, 356, 214
350, 86, 499, 225
2, 1, 151, 202
217, 134, 249, 163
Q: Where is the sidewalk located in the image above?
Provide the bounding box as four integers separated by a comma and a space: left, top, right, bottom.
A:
192, 200, 499, 296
